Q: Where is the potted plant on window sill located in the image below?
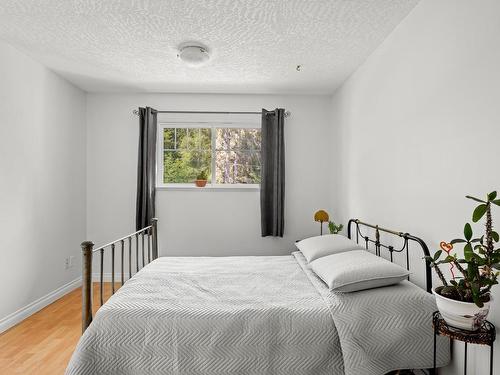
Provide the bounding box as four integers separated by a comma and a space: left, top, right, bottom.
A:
426, 191, 500, 331
194, 170, 208, 188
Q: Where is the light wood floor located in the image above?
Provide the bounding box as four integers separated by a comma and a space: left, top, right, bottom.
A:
0, 283, 118, 375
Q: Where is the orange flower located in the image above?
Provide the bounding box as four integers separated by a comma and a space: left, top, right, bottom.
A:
314, 210, 329, 223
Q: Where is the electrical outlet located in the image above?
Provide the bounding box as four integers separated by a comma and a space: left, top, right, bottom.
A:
65, 256, 76, 269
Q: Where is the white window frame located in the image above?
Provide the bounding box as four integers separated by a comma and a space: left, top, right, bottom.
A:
156, 121, 261, 190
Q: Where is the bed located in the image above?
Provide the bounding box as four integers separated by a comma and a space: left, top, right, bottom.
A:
66, 219, 450, 375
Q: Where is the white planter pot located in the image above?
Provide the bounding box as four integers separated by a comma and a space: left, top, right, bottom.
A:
433, 289, 491, 331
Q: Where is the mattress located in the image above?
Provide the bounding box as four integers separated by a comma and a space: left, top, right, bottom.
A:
66, 252, 449, 375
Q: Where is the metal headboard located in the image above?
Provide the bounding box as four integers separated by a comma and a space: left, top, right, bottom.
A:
347, 219, 432, 293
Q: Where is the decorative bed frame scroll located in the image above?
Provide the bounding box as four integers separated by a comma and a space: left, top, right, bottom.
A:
347, 219, 433, 294
80, 218, 159, 333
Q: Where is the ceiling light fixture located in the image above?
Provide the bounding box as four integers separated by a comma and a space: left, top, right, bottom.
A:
177, 43, 210, 66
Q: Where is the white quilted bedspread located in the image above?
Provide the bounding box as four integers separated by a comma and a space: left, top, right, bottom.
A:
66, 252, 449, 375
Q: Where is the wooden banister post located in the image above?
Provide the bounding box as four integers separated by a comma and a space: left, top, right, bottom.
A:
151, 218, 158, 260
81, 241, 94, 333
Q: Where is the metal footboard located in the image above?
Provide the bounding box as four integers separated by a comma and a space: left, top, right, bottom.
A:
80, 218, 158, 333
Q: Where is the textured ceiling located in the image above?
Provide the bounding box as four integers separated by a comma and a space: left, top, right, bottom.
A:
0, 0, 419, 94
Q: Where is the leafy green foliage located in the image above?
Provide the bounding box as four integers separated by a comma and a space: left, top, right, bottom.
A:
428, 191, 500, 307
328, 221, 344, 234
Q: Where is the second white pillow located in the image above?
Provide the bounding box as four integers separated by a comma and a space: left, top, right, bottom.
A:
310, 250, 410, 292
295, 234, 363, 263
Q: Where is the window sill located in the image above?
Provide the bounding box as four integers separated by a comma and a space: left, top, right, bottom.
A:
156, 184, 260, 192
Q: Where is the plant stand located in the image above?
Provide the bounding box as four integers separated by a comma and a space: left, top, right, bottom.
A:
433, 311, 496, 375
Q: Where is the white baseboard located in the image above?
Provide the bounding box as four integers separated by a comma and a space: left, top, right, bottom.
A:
0, 277, 82, 334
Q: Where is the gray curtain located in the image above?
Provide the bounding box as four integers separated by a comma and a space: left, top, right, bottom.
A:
260, 108, 285, 237
136, 107, 157, 231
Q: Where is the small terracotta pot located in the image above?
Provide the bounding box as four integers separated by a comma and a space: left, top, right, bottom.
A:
195, 179, 207, 187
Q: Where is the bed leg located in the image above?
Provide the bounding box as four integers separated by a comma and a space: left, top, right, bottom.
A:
152, 218, 158, 259
81, 241, 94, 333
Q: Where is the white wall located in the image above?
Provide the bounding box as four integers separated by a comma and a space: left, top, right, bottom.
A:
86, 93, 334, 257
330, 0, 500, 373
0, 41, 86, 327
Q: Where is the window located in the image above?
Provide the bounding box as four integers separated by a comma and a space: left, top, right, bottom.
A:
158, 123, 261, 188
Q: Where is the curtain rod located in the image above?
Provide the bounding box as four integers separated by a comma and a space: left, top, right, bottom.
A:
132, 109, 291, 117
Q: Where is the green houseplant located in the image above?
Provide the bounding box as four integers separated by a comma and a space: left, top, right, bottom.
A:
328, 220, 344, 235
426, 191, 500, 330
195, 170, 208, 187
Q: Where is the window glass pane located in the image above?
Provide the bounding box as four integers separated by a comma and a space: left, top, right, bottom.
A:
215, 150, 261, 184
214, 127, 261, 184
162, 127, 212, 184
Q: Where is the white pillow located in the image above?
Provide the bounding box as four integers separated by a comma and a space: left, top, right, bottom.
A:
295, 234, 363, 263
310, 250, 410, 292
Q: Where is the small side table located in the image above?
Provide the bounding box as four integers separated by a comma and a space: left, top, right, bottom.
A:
433, 311, 496, 375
